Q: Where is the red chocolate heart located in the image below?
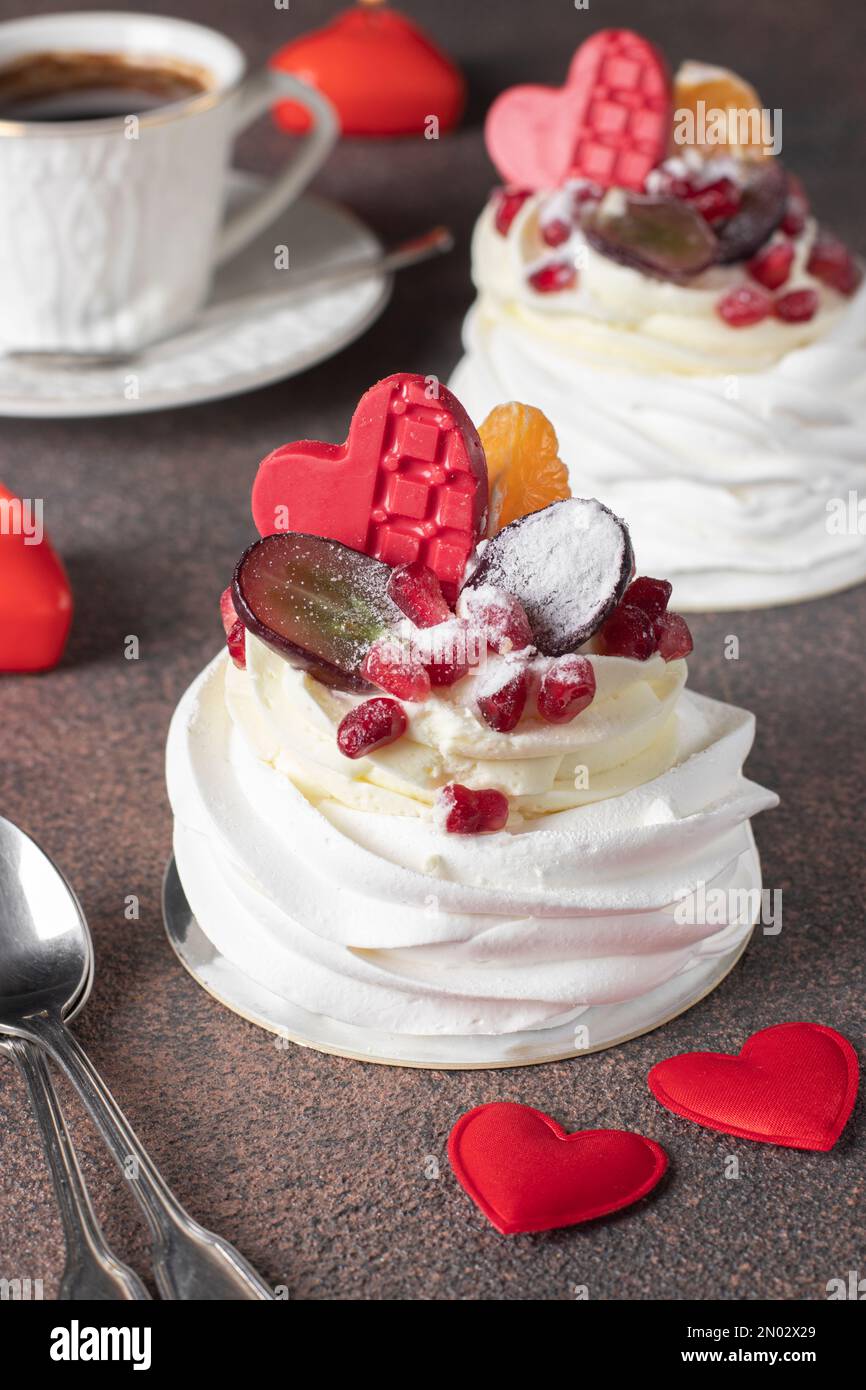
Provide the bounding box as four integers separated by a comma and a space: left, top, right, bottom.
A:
448, 1102, 667, 1235
251, 373, 488, 600
0, 484, 72, 672
648, 1023, 859, 1152
486, 28, 670, 192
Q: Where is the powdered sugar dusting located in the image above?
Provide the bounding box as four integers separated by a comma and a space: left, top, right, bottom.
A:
475, 653, 527, 701
456, 584, 534, 655
466, 498, 633, 655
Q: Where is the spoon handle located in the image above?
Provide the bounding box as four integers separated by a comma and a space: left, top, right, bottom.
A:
26, 1017, 274, 1301
194, 224, 455, 331
9, 1039, 151, 1301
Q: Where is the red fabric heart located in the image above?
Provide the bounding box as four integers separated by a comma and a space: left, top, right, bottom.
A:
0, 484, 72, 672
251, 373, 488, 600
486, 28, 670, 192
271, 8, 465, 137
648, 1023, 859, 1151
448, 1102, 667, 1234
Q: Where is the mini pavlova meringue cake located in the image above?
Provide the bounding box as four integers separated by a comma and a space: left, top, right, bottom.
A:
452, 29, 866, 611
167, 375, 777, 1066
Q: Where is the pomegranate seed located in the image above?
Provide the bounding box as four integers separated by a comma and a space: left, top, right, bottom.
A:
221, 584, 245, 666
427, 655, 469, 687
438, 783, 509, 835
716, 284, 773, 327
649, 164, 696, 200
220, 585, 238, 637
807, 233, 862, 296
774, 288, 819, 323
748, 240, 794, 290
537, 655, 596, 724
655, 612, 693, 662
541, 217, 571, 247
529, 260, 577, 293
362, 637, 431, 702
337, 697, 407, 759
226, 619, 246, 669
622, 576, 672, 622
781, 174, 809, 236
663, 175, 696, 200
414, 617, 476, 686
476, 666, 529, 732
599, 603, 657, 661
573, 180, 604, 209
687, 177, 741, 224
458, 586, 533, 655
387, 561, 451, 628
494, 187, 531, 236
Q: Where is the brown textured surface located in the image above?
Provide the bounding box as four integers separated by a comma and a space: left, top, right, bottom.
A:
0, 0, 864, 1301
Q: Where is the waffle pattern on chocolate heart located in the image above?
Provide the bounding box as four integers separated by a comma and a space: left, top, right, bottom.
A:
367, 378, 482, 585
251, 373, 488, 600
486, 28, 670, 192
569, 29, 671, 189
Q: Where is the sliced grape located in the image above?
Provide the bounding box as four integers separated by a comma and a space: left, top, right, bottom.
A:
713, 160, 787, 264
232, 533, 401, 691
583, 191, 717, 281
462, 498, 634, 657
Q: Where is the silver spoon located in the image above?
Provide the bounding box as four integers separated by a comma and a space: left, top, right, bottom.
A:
1, 943, 147, 1299
0, 1037, 150, 1299
9, 224, 454, 370
0, 816, 273, 1300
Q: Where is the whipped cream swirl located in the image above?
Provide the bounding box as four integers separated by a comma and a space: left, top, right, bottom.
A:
166, 634, 777, 1038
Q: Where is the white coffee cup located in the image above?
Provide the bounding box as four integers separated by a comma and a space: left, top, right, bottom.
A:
0, 11, 338, 352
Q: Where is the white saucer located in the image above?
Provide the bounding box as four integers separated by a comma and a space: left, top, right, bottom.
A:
0, 173, 389, 418
162, 852, 755, 1071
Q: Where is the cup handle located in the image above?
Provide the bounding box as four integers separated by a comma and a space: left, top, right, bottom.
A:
215, 69, 338, 266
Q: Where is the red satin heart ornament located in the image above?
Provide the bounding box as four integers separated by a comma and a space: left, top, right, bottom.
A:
271, 7, 465, 137
486, 28, 670, 192
448, 1102, 667, 1234
0, 483, 72, 672
648, 1022, 859, 1151
251, 373, 488, 600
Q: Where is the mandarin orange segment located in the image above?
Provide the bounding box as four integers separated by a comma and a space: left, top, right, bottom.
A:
478, 402, 571, 535
672, 60, 768, 161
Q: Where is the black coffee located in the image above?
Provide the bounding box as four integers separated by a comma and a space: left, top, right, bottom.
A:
0, 50, 212, 122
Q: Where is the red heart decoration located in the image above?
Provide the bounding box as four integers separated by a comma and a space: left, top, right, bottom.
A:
0, 484, 72, 672
448, 1102, 667, 1235
648, 1023, 859, 1152
486, 28, 670, 192
251, 373, 488, 600
271, 8, 465, 137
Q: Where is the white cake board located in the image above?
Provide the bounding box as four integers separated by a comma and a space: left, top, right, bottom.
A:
162, 856, 755, 1070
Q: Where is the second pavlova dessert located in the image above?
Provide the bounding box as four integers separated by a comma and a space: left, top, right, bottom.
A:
452, 28, 866, 609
